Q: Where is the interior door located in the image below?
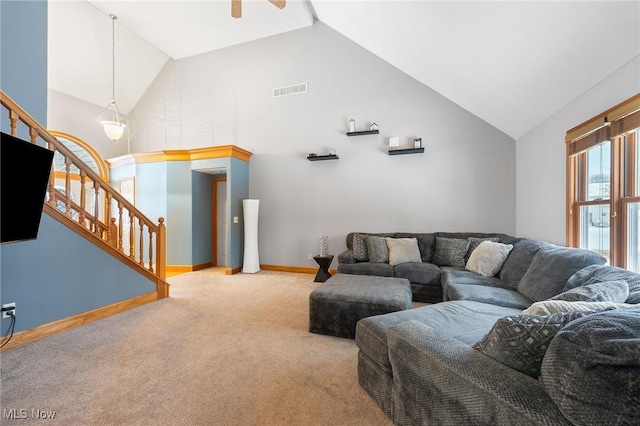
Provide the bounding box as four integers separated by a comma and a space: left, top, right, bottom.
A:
213, 178, 228, 267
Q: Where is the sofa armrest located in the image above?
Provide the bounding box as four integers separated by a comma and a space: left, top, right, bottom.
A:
388, 320, 570, 426
337, 249, 356, 264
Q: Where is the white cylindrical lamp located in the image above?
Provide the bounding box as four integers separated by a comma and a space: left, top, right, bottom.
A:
242, 199, 260, 273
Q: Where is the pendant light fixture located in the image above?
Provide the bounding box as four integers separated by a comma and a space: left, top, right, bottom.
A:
97, 14, 125, 142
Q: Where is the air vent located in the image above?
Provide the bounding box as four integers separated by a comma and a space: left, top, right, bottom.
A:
273, 82, 308, 98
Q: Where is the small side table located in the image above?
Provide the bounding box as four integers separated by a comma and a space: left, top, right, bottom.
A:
313, 255, 334, 282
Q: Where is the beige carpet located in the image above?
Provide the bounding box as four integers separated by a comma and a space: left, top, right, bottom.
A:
0, 269, 392, 425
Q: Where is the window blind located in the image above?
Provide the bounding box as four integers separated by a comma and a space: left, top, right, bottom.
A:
566, 94, 640, 156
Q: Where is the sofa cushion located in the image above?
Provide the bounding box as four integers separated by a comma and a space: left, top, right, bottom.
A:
394, 262, 441, 286
395, 233, 435, 263
465, 241, 513, 277
517, 245, 606, 302
565, 264, 640, 304
355, 300, 523, 375
433, 237, 470, 267
366, 236, 389, 263
337, 262, 394, 277
386, 237, 422, 266
352, 233, 369, 262
445, 282, 533, 309
345, 232, 395, 250
498, 239, 547, 290
551, 278, 629, 303
465, 237, 499, 263
522, 300, 635, 316
473, 311, 587, 377
540, 308, 640, 425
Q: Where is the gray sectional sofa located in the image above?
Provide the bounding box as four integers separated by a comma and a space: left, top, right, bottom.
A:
337, 231, 602, 305
335, 232, 640, 424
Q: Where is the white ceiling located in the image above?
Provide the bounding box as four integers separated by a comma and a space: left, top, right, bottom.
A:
48, 0, 640, 140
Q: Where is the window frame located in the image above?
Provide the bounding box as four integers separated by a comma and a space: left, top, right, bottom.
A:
566, 94, 640, 269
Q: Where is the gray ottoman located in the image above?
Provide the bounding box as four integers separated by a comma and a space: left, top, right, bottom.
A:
309, 274, 413, 339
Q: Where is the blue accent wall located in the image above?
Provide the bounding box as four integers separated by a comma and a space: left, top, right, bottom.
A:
134, 161, 168, 227
229, 158, 250, 269
0, 0, 48, 127
109, 156, 250, 270
166, 161, 193, 265
1, 215, 156, 334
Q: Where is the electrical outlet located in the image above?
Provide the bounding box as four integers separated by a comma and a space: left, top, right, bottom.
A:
2, 302, 16, 319
308, 253, 313, 260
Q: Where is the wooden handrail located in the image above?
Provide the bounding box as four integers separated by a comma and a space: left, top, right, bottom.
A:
1, 90, 168, 298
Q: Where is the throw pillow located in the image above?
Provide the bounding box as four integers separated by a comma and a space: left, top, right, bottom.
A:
386, 238, 422, 266
551, 278, 629, 303
366, 236, 389, 263
539, 308, 640, 425
473, 312, 587, 377
465, 241, 513, 277
433, 237, 470, 267
352, 233, 369, 262
522, 300, 635, 316
465, 237, 499, 263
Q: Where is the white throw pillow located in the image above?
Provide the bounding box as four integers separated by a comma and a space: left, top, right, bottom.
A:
386, 238, 422, 266
522, 300, 635, 315
465, 241, 513, 277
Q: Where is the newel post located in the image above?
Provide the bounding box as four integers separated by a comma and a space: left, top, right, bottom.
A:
156, 217, 168, 298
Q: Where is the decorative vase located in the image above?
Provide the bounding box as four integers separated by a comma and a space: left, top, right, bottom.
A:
242, 199, 260, 273
319, 235, 329, 257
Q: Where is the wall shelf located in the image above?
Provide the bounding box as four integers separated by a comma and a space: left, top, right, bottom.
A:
308, 154, 339, 161
388, 147, 424, 156
347, 130, 379, 137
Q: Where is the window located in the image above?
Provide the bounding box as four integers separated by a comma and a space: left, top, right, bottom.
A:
566, 94, 640, 270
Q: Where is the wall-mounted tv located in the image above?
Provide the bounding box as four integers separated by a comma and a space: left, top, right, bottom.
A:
1, 132, 54, 244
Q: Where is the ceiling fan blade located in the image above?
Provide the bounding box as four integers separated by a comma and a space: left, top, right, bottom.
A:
268, 0, 286, 10
232, 0, 242, 18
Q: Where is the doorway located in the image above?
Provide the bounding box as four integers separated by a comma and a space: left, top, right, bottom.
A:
212, 177, 228, 267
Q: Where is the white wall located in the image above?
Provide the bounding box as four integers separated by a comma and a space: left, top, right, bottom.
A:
516, 56, 640, 245
47, 89, 131, 160
130, 22, 516, 268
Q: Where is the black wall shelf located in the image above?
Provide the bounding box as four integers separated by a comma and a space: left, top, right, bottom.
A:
388, 147, 425, 156
308, 154, 339, 161
347, 130, 379, 137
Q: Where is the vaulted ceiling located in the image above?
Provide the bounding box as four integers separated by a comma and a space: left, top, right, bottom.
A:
48, 0, 640, 140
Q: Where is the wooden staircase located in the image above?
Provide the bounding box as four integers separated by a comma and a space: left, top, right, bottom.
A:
1, 90, 169, 299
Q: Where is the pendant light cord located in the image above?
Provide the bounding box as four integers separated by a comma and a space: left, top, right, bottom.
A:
109, 14, 117, 101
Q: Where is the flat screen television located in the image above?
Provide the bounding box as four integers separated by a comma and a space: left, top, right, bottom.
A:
1, 131, 55, 244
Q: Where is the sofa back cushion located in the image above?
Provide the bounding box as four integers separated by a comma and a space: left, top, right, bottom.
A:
433, 237, 470, 267
498, 239, 548, 289
539, 308, 640, 425
565, 264, 640, 304
395, 233, 435, 263
345, 232, 394, 251
517, 245, 607, 302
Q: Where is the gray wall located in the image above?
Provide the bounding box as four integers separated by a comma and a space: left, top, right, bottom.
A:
47, 89, 131, 160
516, 56, 640, 244
130, 22, 516, 268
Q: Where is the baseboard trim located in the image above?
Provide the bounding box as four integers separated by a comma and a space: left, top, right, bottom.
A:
166, 262, 213, 276
261, 264, 338, 275
225, 267, 242, 275
0, 292, 158, 352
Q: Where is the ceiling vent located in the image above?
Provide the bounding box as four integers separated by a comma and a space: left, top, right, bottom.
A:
273, 82, 308, 98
